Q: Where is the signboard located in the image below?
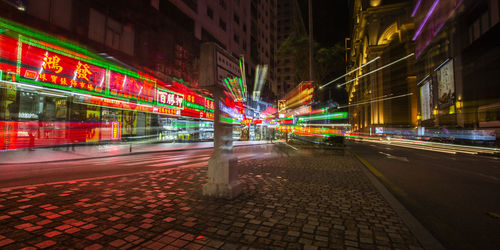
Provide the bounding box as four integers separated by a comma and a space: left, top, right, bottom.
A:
437, 59, 455, 108
278, 100, 286, 112
216, 51, 241, 86
157, 89, 184, 109
109, 71, 155, 103
20, 43, 106, 94
420, 79, 432, 120
111, 122, 121, 140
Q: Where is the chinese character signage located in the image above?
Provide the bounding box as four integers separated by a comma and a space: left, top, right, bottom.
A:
109, 71, 155, 103
19, 43, 106, 93
157, 89, 184, 109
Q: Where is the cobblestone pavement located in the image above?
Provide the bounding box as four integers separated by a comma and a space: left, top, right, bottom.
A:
0, 148, 423, 249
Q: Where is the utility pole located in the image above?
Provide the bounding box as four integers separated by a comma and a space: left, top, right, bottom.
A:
308, 0, 314, 83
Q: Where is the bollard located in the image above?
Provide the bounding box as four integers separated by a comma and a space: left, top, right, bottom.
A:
130, 144, 132, 153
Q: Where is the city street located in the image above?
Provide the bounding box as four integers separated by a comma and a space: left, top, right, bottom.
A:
348, 140, 500, 249
0, 144, 277, 188
0, 143, 425, 249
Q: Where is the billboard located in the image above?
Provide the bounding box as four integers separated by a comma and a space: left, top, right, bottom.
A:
437, 59, 455, 108
420, 79, 432, 120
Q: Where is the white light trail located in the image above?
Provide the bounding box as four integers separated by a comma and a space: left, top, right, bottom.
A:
337, 53, 415, 88
338, 93, 413, 109
320, 56, 380, 89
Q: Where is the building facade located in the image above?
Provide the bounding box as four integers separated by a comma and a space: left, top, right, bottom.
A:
275, 0, 304, 98
347, 0, 417, 134
0, 0, 218, 150
168, 0, 278, 102
413, 0, 500, 140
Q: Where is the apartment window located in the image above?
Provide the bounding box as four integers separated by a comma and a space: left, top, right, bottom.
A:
219, 0, 226, 9
182, 0, 197, 12
88, 8, 134, 55
219, 19, 227, 31
207, 6, 213, 19
234, 34, 239, 43
234, 14, 240, 24
243, 24, 247, 32
27, 0, 72, 30
243, 41, 247, 50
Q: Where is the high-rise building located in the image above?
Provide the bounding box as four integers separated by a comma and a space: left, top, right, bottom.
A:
168, 0, 278, 102
275, 0, 305, 99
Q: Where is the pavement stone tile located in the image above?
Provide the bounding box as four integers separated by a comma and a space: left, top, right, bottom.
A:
0, 149, 423, 249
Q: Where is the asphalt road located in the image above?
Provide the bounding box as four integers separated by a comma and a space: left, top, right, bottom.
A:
348, 140, 500, 249
0, 144, 278, 189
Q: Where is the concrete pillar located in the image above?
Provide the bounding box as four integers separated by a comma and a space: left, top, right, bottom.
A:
202, 87, 241, 199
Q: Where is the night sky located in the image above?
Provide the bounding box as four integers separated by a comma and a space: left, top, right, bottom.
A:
298, 0, 349, 47
298, 0, 350, 105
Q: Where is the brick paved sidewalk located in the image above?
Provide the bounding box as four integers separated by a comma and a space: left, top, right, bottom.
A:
0, 149, 423, 249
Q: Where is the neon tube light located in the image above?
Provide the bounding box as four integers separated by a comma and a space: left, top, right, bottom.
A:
412, 0, 440, 41
411, 0, 422, 17
320, 56, 380, 89
337, 53, 414, 88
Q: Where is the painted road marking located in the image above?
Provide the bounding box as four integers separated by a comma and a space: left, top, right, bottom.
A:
379, 151, 409, 162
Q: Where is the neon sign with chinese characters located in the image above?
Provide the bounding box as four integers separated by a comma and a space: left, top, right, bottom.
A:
109, 71, 155, 103
157, 89, 184, 109
19, 43, 106, 93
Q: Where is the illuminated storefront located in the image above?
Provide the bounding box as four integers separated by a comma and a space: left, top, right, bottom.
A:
0, 18, 215, 150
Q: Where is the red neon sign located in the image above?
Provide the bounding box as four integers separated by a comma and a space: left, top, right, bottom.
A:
109, 71, 155, 103
111, 122, 121, 140
19, 43, 106, 93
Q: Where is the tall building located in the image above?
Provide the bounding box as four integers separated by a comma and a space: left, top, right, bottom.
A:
347, 0, 416, 134
168, 0, 278, 102
275, 0, 304, 98
249, 0, 277, 102
413, 0, 500, 139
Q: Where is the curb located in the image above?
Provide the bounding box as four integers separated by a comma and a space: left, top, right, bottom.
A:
351, 151, 445, 250
0, 142, 274, 165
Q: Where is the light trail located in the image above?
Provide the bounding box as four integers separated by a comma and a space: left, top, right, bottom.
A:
320, 56, 380, 89
337, 53, 414, 88
338, 93, 413, 109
